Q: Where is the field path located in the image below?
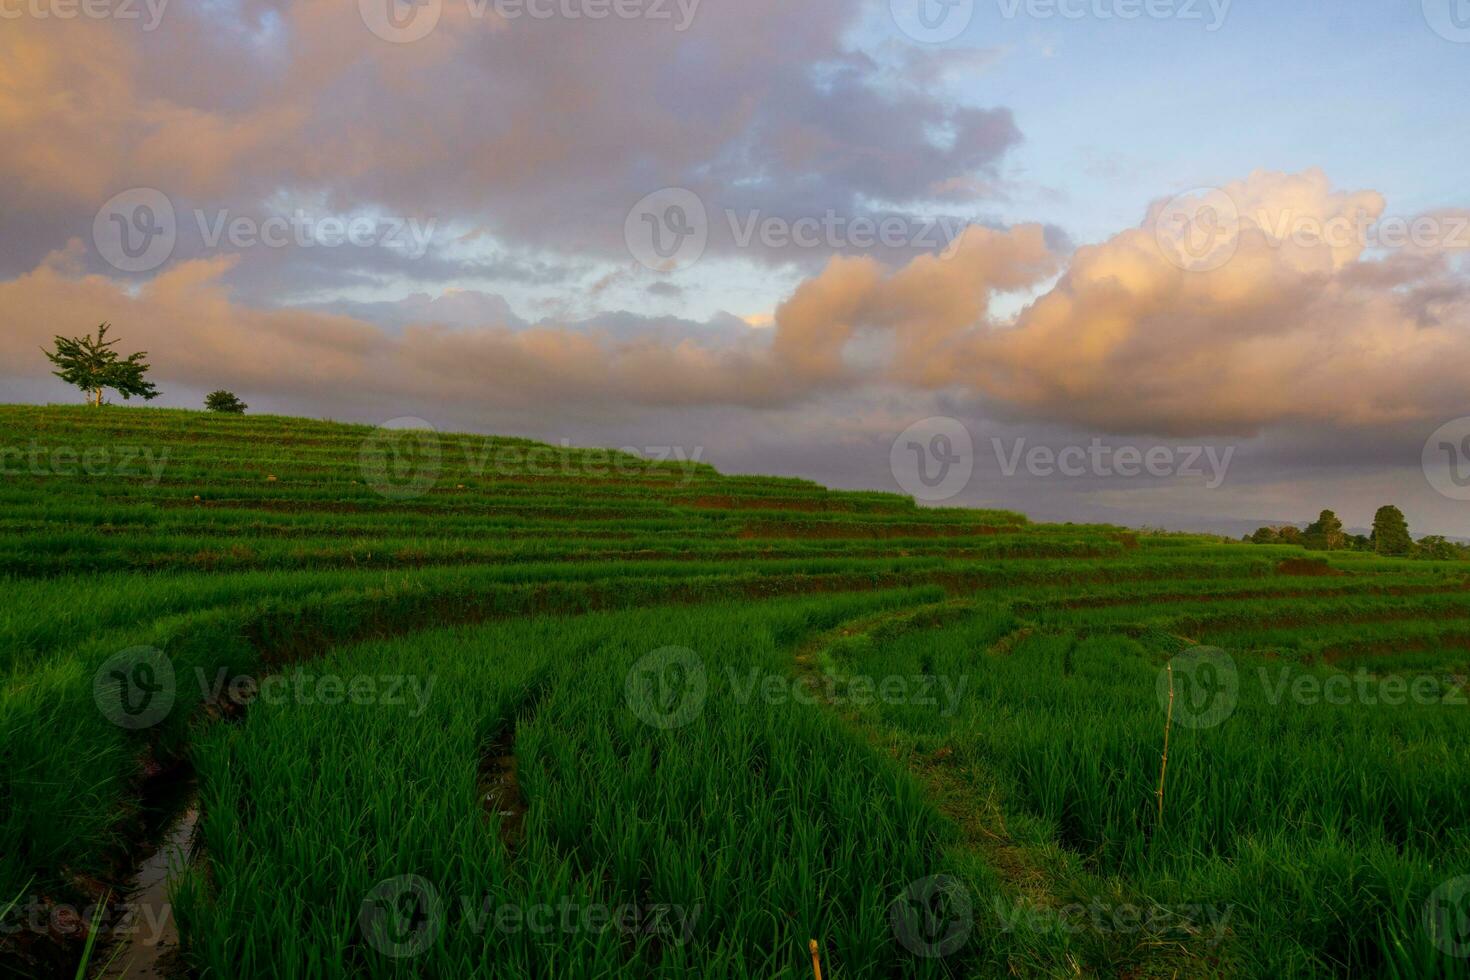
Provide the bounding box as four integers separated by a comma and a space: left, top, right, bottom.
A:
790, 601, 1235, 979
791, 602, 1060, 907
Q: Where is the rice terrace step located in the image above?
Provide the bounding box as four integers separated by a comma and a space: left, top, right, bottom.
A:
1, 406, 1466, 977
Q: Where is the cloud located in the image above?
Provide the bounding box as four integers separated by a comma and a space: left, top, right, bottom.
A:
751, 169, 1470, 437
769, 223, 1057, 383
0, 2, 1021, 283
0, 244, 794, 411
0, 221, 1060, 426
7, 170, 1468, 443
965, 170, 1470, 434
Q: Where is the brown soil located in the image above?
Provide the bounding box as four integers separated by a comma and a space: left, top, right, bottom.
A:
480, 729, 528, 848
1276, 558, 1343, 577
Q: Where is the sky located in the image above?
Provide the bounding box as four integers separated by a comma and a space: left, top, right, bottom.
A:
1, 0, 1468, 536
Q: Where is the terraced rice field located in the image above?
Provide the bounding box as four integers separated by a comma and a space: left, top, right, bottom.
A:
1, 404, 1468, 978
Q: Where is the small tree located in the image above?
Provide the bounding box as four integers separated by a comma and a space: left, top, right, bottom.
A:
1304, 509, 1345, 551
1249, 526, 1280, 544
1371, 505, 1413, 557
42, 323, 159, 407
205, 390, 248, 414
1414, 535, 1459, 561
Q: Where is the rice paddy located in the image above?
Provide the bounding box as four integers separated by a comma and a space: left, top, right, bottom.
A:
1, 404, 1467, 978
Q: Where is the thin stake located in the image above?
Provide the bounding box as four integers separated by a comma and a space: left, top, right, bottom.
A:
810, 939, 823, 980
1156, 661, 1174, 824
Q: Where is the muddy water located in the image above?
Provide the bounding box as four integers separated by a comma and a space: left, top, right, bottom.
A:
92, 800, 198, 980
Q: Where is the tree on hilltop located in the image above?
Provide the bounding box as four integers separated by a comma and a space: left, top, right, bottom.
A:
42, 323, 159, 407
205, 390, 248, 414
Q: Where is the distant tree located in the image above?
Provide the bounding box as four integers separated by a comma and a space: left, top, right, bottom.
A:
1347, 534, 1372, 552
1275, 525, 1304, 545
1413, 535, 1467, 561
42, 323, 159, 407
1371, 505, 1413, 556
205, 390, 248, 414
1249, 526, 1280, 544
1304, 509, 1346, 551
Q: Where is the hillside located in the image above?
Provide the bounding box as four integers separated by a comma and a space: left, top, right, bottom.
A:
2, 405, 1468, 979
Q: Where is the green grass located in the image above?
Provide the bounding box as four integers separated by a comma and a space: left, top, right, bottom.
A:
1, 403, 1468, 978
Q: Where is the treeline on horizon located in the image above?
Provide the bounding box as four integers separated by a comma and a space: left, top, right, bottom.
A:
1245, 505, 1469, 560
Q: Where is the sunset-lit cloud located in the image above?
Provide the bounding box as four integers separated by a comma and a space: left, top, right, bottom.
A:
1, 2, 1467, 535
5, 171, 1465, 439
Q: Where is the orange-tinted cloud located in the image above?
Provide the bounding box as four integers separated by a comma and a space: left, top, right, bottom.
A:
766, 169, 1470, 435
3, 172, 1466, 440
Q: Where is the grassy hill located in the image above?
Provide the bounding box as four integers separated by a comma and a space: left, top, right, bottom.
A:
2, 405, 1468, 978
